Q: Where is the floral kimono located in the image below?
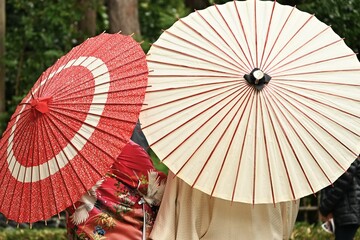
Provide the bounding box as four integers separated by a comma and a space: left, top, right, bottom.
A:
66, 140, 167, 240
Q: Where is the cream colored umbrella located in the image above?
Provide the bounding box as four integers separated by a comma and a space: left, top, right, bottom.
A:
140, 0, 360, 204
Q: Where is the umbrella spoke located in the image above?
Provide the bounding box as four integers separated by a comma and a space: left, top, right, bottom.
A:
155, 84, 248, 162
258, 91, 276, 204
195, 8, 250, 72
270, 84, 360, 147
51, 83, 148, 104
264, 26, 331, 74
0, 117, 35, 219
142, 83, 245, 129
52, 52, 146, 100
147, 59, 241, 77
260, 6, 296, 70
265, 85, 341, 179
270, 53, 356, 76
267, 38, 345, 75
271, 81, 360, 117
189, 87, 254, 193
177, 17, 246, 71
259, 0, 277, 69
263, 88, 316, 198
260, 92, 297, 201
38, 32, 111, 98
174, 86, 253, 180
46, 111, 128, 161
233, 0, 256, 69
39, 116, 67, 215
150, 44, 241, 73
231, 88, 257, 202
210, 88, 255, 198
161, 30, 242, 71
262, 13, 314, 72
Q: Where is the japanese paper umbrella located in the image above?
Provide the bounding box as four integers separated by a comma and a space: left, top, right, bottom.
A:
0, 33, 148, 223
140, 0, 360, 204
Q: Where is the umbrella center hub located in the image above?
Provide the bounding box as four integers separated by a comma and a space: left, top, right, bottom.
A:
30, 96, 52, 117
244, 68, 271, 90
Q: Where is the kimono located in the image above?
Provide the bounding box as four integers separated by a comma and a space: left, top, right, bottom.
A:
150, 171, 299, 240
66, 140, 166, 240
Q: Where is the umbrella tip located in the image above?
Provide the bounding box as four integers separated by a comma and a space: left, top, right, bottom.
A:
130, 33, 135, 37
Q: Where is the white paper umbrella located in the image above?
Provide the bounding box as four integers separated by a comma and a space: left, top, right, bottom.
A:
140, 0, 360, 204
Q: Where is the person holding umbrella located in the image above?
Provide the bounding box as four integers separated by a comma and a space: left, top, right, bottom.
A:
319, 155, 360, 240
66, 139, 167, 240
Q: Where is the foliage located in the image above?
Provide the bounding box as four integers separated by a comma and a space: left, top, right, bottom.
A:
139, 0, 190, 52
285, 0, 360, 55
0, 228, 66, 240
290, 222, 360, 240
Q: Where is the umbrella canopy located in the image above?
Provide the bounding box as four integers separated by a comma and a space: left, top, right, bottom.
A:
140, 0, 360, 204
0, 33, 148, 223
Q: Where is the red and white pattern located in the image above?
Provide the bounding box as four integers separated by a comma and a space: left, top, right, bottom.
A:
0, 33, 148, 223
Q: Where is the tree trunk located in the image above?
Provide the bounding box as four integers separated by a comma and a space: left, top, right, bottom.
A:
107, 0, 141, 37
0, 0, 5, 113
78, 0, 97, 38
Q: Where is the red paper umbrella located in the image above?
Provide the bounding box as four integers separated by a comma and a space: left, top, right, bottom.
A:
0, 33, 148, 223
140, 0, 360, 204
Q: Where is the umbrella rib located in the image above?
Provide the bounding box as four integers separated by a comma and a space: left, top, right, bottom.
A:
42, 115, 88, 203
145, 79, 241, 93
263, 88, 316, 196
152, 84, 248, 162
38, 32, 111, 97
253, 0, 259, 67
141, 83, 244, 128
270, 83, 360, 140
16, 115, 38, 223
270, 53, 356, 76
35, 121, 47, 221
195, 8, 250, 72
271, 81, 360, 116
234, 0, 256, 69
262, 13, 315, 72
40, 33, 134, 97
175, 86, 254, 181
190, 87, 254, 191
264, 26, 331, 74
150, 44, 241, 73
259, 92, 297, 201
231, 88, 257, 201
48, 106, 138, 125
161, 30, 241, 70
270, 84, 354, 163
259, 91, 276, 205
273, 68, 360, 79
214, 3, 253, 70
266, 85, 342, 179
259, 0, 277, 69
273, 77, 360, 87
267, 38, 345, 75
177, 18, 246, 71
252, 91, 259, 204
210, 88, 254, 198
46, 111, 128, 161
260, 6, 296, 71
42, 118, 74, 213
0, 115, 35, 219
147, 59, 241, 77
53, 53, 147, 100
50, 84, 148, 104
